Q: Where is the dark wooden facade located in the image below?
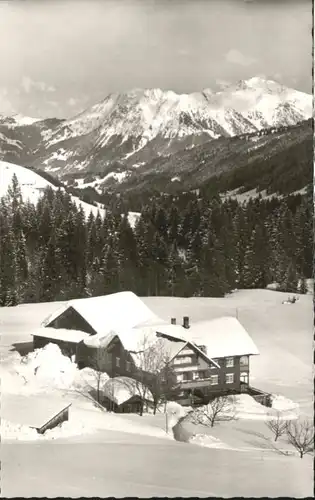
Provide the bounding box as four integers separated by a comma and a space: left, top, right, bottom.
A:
76, 336, 139, 378
102, 395, 151, 414
46, 307, 97, 335
170, 344, 251, 405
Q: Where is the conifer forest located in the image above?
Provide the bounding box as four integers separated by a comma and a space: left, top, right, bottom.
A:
0, 174, 312, 306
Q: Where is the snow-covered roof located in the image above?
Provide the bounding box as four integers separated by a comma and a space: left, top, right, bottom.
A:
102, 376, 153, 406
127, 336, 187, 370
42, 292, 162, 335
116, 323, 219, 369
2, 393, 71, 430
32, 327, 90, 344
83, 332, 116, 349
155, 324, 188, 342
181, 317, 259, 358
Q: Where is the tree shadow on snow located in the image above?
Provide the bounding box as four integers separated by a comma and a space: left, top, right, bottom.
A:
236, 428, 266, 439
235, 427, 292, 455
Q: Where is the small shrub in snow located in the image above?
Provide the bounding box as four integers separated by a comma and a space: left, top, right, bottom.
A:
265, 411, 288, 441
191, 396, 237, 428
285, 418, 314, 459
282, 296, 299, 305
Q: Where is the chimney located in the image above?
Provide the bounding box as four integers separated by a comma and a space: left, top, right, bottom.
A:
183, 316, 190, 329
171, 318, 176, 325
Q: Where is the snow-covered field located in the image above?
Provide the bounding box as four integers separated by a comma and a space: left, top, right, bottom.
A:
0, 289, 313, 497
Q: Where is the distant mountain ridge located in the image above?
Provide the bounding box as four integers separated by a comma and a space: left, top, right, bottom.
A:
0, 77, 312, 196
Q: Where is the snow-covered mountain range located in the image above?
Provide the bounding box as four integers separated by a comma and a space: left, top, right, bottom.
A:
0, 77, 312, 193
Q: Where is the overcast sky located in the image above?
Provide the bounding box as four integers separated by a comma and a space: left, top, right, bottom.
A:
0, 0, 311, 118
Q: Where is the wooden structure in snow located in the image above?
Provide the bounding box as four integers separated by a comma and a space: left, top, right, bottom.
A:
37, 292, 261, 407
100, 376, 153, 413
2, 394, 72, 434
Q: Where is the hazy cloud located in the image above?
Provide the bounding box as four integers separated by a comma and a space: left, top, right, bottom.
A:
21, 76, 56, 94
0, 0, 310, 118
225, 49, 256, 67
68, 97, 78, 107
216, 79, 231, 89
0, 87, 15, 115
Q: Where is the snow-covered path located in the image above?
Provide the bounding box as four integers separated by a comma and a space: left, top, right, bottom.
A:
2, 437, 312, 498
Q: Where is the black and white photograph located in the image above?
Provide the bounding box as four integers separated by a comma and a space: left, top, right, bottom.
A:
0, 0, 313, 497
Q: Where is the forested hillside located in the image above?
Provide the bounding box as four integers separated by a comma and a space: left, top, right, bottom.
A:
0, 174, 312, 306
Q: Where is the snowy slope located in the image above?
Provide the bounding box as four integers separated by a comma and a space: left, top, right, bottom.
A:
0, 290, 312, 497
0, 160, 140, 226
0, 160, 105, 217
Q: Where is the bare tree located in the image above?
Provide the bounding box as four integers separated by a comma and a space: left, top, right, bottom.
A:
88, 347, 112, 405
130, 335, 179, 416
285, 418, 314, 459
191, 395, 237, 428
72, 347, 113, 409
265, 411, 288, 441
150, 361, 181, 415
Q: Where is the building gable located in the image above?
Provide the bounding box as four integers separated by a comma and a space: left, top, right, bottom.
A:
171, 342, 214, 371
46, 306, 97, 335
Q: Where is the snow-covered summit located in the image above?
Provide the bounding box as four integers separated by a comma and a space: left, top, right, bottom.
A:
0, 77, 311, 187
57, 77, 311, 140
0, 113, 42, 128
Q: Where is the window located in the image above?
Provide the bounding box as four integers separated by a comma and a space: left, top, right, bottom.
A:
240, 372, 249, 384
173, 356, 192, 365
126, 361, 131, 371
225, 373, 234, 384
116, 357, 120, 367
193, 372, 200, 380
177, 372, 191, 382
240, 356, 249, 366
211, 358, 220, 369
210, 375, 219, 385
226, 357, 234, 368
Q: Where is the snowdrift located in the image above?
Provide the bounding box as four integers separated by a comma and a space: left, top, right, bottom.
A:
3, 343, 109, 394
270, 394, 300, 414
188, 394, 300, 423
19, 343, 79, 389
228, 394, 298, 420
189, 434, 230, 450
1, 418, 94, 442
